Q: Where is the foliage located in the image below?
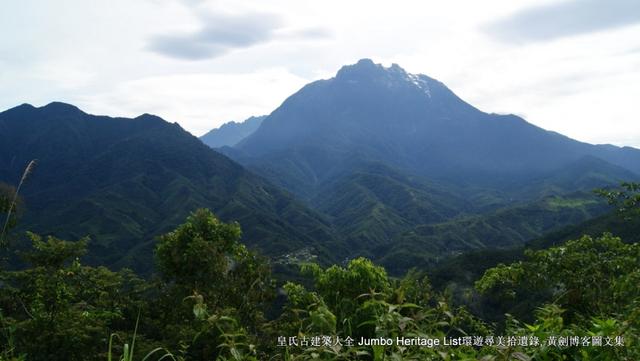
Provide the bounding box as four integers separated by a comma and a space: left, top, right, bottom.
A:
155, 209, 274, 329
596, 182, 640, 219
149, 209, 274, 360
107, 313, 178, 361
476, 233, 640, 359
156, 208, 242, 291
0, 233, 147, 361
268, 259, 491, 360
1, 204, 639, 360
476, 233, 640, 318
301, 258, 391, 332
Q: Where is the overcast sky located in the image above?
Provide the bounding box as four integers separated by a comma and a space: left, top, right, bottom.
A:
1, 0, 639, 147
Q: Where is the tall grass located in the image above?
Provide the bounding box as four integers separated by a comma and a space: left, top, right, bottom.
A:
107, 311, 178, 361
0, 159, 37, 247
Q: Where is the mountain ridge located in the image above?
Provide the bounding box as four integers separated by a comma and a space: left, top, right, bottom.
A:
222, 59, 639, 272
200, 115, 266, 148
0, 102, 342, 272
3, 59, 639, 274
231, 60, 640, 194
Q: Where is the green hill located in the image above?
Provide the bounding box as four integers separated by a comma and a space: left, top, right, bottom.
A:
0, 102, 342, 272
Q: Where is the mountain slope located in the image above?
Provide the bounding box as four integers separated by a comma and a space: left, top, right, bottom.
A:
222, 59, 639, 270
309, 162, 471, 250
200, 115, 265, 148
516, 155, 640, 199
3, 61, 637, 275
528, 211, 640, 250
232, 59, 640, 196
0, 103, 340, 272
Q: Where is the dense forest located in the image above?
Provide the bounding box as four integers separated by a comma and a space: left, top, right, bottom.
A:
1, 168, 638, 360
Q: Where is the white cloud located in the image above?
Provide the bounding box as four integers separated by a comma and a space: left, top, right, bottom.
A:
484, 0, 640, 44
74, 68, 309, 136
0, 0, 639, 147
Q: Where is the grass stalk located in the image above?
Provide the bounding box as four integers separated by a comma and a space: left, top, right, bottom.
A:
0, 159, 37, 247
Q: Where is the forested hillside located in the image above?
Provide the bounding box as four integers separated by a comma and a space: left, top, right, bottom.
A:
223, 60, 640, 270
0, 103, 340, 272
1, 182, 638, 360
3, 96, 635, 274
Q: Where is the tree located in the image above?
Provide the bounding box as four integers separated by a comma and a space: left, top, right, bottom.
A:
153, 209, 274, 359
476, 233, 640, 359
156, 209, 240, 292
271, 258, 490, 360
596, 182, 640, 220
155, 208, 273, 318
300, 257, 391, 336
476, 233, 640, 318
0, 233, 144, 361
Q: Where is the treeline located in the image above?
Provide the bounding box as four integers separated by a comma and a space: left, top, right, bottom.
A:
0, 184, 638, 360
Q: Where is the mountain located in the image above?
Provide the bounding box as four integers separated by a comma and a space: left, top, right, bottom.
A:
2, 61, 638, 276
0, 103, 341, 272
528, 210, 640, 250
200, 115, 265, 148
222, 59, 639, 271
232, 59, 640, 195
